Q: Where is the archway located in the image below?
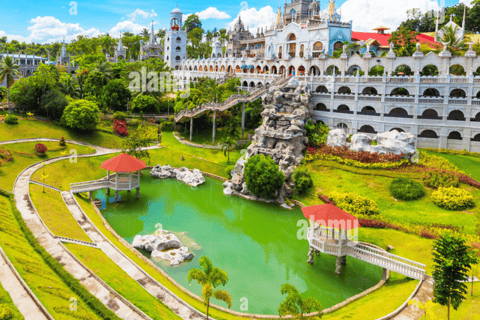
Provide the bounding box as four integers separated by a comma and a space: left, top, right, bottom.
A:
448, 131, 462, 140
419, 130, 438, 138
272, 66, 277, 74
256, 66, 262, 73
279, 65, 285, 75
335, 105, 351, 113
393, 65, 413, 76
358, 125, 376, 134
388, 108, 410, 118
448, 110, 465, 121
362, 87, 378, 95
309, 66, 320, 76
315, 85, 328, 93
391, 88, 410, 96
473, 134, 480, 142
369, 65, 384, 76
449, 64, 466, 76
450, 89, 466, 98
360, 106, 377, 115
390, 128, 405, 133
314, 103, 328, 111
326, 65, 340, 75
288, 66, 295, 76
338, 86, 352, 94
473, 112, 480, 122
421, 109, 440, 120
420, 64, 439, 76
423, 88, 440, 97
298, 65, 305, 76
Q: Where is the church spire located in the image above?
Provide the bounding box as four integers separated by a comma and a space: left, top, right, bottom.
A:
328, 0, 336, 21
60, 37, 67, 58
117, 33, 123, 52
150, 21, 156, 45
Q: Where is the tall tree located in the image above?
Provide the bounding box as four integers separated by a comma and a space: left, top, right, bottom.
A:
0, 56, 21, 112
187, 256, 232, 319
432, 231, 475, 320
220, 136, 237, 163
183, 14, 202, 33
278, 284, 322, 319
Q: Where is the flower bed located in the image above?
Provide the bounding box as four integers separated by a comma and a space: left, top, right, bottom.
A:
307, 145, 405, 163
113, 119, 128, 137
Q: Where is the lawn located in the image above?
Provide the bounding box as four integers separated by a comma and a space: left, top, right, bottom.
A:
426, 151, 480, 182
30, 185, 91, 242
0, 141, 93, 191
0, 120, 124, 148
64, 243, 180, 320
0, 194, 103, 320
295, 160, 480, 235
178, 126, 253, 146
0, 279, 24, 320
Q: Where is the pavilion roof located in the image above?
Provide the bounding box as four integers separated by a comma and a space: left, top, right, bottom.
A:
101, 153, 146, 172
301, 204, 358, 230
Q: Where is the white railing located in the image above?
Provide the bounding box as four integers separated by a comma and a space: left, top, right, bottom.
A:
70, 178, 139, 193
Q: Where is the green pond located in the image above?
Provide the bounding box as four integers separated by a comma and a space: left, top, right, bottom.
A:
95, 175, 382, 315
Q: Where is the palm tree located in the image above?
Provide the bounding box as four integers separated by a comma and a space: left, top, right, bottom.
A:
59, 75, 79, 98
206, 78, 223, 103
221, 136, 237, 163
441, 25, 467, 55
278, 284, 322, 319
187, 256, 232, 319
0, 56, 22, 112
96, 61, 112, 79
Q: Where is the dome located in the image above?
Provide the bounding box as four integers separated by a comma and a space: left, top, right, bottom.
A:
172, 8, 182, 14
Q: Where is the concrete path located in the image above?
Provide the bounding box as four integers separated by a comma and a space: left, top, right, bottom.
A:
0, 246, 53, 320
391, 277, 434, 320
62, 190, 208, 320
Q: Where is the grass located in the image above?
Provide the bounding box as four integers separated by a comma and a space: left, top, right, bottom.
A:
0, 120, 124, 148
0, 280, 24, 320
178, 126, 251, 146
29, 185, 91, 242
295, 160, 480, 234
64, 243, 181, 320
426, 151, 480, 182
0, 194, 102, 320
0, 141, 92, 191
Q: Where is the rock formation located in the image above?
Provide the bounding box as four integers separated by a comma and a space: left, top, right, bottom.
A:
224, 78, 313, 203
150, 165, 206, 187
132, 230, 194, 266
326, 129, 418, 160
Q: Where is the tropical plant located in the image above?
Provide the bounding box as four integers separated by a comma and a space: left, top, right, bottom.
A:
0, 56, 22, 112
441, 25, 467, 55
187, 256, 232, 320
304, 120, 330, 147
244, 154, 285, 199
220, 136, 237, 163
278, 283, 322, 319
432, 231, 475, 320
122, 125, 156, 162
95, 61, 112, 79
61, 99, 100, 131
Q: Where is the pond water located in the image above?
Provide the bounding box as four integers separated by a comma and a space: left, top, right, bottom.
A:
95, 175, 382, 315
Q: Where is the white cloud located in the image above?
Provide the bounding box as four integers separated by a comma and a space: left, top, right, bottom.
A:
196, 7, 231, 20
227, 6, 275, 33
0, 16, 101, 44
459, 0, 474, 6
127, 9, 157, 21
109, 20, 151, 37
339, 0, 441, 32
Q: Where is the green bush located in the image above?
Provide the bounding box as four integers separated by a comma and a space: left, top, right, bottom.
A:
389, 178, 425, 201
292, 166, 313, 194
102, 79, 131, 111
422, 170, 459, 189
0, 304, 13, 320
161, 121, 175, 132
112, 111, 126, 121
304, 120, 329, 147
244, 155, 285, 199
131, 95, 159, 114
431, 187, 475, 211
329, 191, 379, 216
3, 114, 18, 125
61, 100, 100, 132
225, 165, 235, 179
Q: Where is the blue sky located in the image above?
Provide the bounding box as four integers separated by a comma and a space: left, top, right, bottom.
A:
0, 0, 468, 43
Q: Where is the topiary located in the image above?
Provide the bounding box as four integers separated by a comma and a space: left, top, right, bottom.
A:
61, 99, 100, 132
292, 166, 313, 194
422, 170, 459, 189
59, 137, 66, 147
329, 191, 379, 216
389, 178, 425, 201
3, 114, 18, 125
431, 187, 475, 211
244, 154, 285, 199
35, 143, 48, 156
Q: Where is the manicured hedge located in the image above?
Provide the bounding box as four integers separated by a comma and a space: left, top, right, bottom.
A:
0, 191, 120, 320
389, 178, 425, 201
422, 170, 459, 189
431, 187, 475, 211
305, 153, 410, 170
329, 191, 379, 216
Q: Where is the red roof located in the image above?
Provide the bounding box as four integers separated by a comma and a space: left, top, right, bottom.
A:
101, 153, 146, 172
351, 31, 441, 48
301, 204, 358, 230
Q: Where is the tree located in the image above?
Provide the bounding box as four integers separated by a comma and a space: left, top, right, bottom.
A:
59, 74, 79, 98
131, 94, 159, 113
40, 89, 69, 120
187, 256, 232, 320
432, 231, 475, 320
61, 99, 100, 131
183, 14, 202, 33
388, 28, 419, 57
84, 70, 107, 100
122, 125, 156, 162
278, 284, 322, 319
244, 154, 285, 199
102, 79, 131, 111
220, 136, 237, 163
292, 166, 313, 194
441, 25, 467, 55
96, 61, 112, 80
0, 56, 22, 112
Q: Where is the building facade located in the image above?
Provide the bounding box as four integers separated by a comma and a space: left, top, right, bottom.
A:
164, 7, 187, 69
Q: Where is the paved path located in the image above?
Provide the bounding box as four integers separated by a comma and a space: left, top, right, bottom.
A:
0, 246, 53, 320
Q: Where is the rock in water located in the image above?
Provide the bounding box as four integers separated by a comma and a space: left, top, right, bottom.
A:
152, 247, 195, 266
150, 165, 205, 187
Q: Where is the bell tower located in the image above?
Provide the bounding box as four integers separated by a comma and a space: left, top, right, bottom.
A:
164, 6, 187, 69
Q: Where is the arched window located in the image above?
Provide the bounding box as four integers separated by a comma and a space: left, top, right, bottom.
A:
338, 86, 351, 94
176, 37, 182, 42
290, 9, 295, 18
333, 41, 342, 51
360, 106, 377, 115
315, 85, 328, 93
358, 125, 376, 134
421, 109, 440, 120
288, 33, 296, 41
473, 134, 480, 142
448, 131, 462, 140
391, 88, 410, 96
176, 46, 181, 52
448, 110, 465, 121
423, 88, 440, 97
450, 89, 466, 98
336, 105, 351, 113
362, 87, 378, 95
419, 130, 438, 139
314, 103, 328, 111
387, 108, 410, 118
390, 128, 405, 133
473, 112, 480, 122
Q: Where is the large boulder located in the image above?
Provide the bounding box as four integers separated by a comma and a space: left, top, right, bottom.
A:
150, 165, 205, 187
326, 129, 348, 147
375, 130, 417, 157
151, 247, 194, 266
350, 133, 373, 153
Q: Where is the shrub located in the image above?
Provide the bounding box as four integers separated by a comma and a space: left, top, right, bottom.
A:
35, 143, 48, 155
102, 79, 131, 111
61, 100, 100, 132
292, 166, 313, 194
431, 187, 475, 211
226, 165, 235, 179
389, 178, 425, 201
358, 219, 387, 228
307, 145, 404, 163
113, 119, 128, 137
59, 137, 66, 147
161, 121, 175, 132
3, 114, 18, 125
329, 191, 379, 216
304, 120, 329, 147
244, 154, 285, 199
112, 111, 126, 121
0, 304, 13, 320
422, 170, 459, 189
131, 95, 159, 114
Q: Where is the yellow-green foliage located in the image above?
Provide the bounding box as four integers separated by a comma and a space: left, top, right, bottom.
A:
422, 170, 459, 189
418, 151, 460, 173
305, 153, 410, 169
431, 187, 475, 211
329, 191, 379, 216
